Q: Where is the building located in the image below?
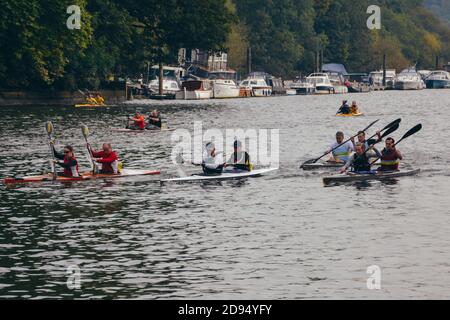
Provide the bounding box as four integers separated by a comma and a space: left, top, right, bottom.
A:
179, 49, 228, 71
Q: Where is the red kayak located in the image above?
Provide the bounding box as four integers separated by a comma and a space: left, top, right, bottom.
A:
3, 169, 160, 184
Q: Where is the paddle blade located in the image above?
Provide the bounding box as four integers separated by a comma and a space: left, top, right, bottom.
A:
401, 124, 422, 141
81, 124, 89, 138
381, 123, 400, 139
383, 118, 401, 131
46, 121, 53, 135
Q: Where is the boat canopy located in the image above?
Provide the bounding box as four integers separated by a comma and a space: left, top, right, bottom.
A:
322, 63, 349, 76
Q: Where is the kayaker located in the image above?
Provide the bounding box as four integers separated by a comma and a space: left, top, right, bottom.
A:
351, 131, 378, 151
340, 143, 381, 174
337, 100, 351, 114
202, 142, 225, 175
327, 131, 354, 163
350, 101, 359, 114
51, 143, 80, 177
89, 143, 119, 174
377, 137, 403, 172
127, 112, 145, 130
225, 140, 252, 171
145, 109, 162, 130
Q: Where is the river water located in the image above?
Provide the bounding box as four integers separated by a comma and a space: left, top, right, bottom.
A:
1, 90, 450, 299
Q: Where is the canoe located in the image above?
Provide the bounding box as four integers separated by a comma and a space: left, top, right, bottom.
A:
3, 169, 160, 184
336, 112, 364, 117
302, 162, 344, 170
75, 104, 109, 108
323, 169, 420, 185
110, 128, 175, 133
161, 167, 278, 183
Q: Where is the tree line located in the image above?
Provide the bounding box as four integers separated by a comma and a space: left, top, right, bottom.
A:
1, 0, 449, 91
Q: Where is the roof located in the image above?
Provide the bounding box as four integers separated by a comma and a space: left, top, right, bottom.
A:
322, 63, 348, 76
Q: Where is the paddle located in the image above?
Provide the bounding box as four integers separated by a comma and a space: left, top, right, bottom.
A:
300, 119, 380, 168
366, 118, 401, 143
81, 124, 98, 174
370, 124, 422, 165
45, 121, 57, 180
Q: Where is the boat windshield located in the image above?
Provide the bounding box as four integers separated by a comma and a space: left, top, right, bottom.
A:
149, 68, 178, 80
209, 72, 235, 80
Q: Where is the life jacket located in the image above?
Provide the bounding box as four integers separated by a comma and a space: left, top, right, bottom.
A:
231, 151, 252, 171
352, 153, 371, 172
64, 156, 79, 177
380, 148, 400, 171
134, 116, 145, 129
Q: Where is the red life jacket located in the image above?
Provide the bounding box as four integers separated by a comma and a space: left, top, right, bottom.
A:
64, 156, 80, 177
380, 149, 400, 171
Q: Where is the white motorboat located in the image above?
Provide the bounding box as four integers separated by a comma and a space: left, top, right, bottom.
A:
305, 73, 334, 94
209, 70, 240, 98
395, 68, 425, 90
290, 78, 316, 95
176, 80, 212, 100
147, 65, 184, 97
424, 70, 450, 89
369, 69, 396, 88
239, 77, 272, 97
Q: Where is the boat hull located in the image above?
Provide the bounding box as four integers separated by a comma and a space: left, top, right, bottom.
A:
323, 169, 420, 185
4, 169, 161, 184
212, 83, 240, 98
425, 79, 450, 89
162, 167, 278, 183
395, 81, 424, 90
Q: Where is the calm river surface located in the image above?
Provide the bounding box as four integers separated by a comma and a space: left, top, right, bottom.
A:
1, 90, 450, 299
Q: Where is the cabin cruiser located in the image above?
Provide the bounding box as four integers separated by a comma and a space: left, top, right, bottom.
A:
176, 79, 212, 100
327, 72, 348, 94
147, 66, 184, 98
394, 68, 425, 90
305, 73, 334, 94
424, 70, 450, 89
369, 70, 396, 88
290, 78, 315, 95
239, 77, 272, 97
208, 70, 240, 98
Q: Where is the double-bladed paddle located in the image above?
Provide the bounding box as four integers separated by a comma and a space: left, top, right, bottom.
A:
370, 124, 422, 165
300, 119, 380, 168
81, 124, 98, 175
45, 121, 57, 180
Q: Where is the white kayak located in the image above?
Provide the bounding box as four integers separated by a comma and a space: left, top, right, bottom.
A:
111, 128, 175, 133
161, 167, 278, 183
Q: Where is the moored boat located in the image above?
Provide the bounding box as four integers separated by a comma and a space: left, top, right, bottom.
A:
395, 68, 425, 90
424, 70, 450, 89
239, 77, 272, 97
176, 80, 212, 100
209, 70, 240, 98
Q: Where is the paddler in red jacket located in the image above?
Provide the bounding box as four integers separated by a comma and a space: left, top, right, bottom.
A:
377, 137, 403, 172
51, 144, 80, 177
89, 143, 119, 174
127, 111, 145, 130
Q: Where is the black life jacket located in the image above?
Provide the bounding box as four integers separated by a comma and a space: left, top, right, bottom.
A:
352, 153, 371, 172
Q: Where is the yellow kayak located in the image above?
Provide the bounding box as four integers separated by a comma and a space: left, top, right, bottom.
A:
336, 112, 364, 117
75, 103, 108, 108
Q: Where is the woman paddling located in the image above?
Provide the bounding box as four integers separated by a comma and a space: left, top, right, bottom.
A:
51, 143, 80, 177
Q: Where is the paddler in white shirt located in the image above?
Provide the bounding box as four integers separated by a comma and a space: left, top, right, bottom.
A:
202, 142, 225, 175
327, 131, 354, 163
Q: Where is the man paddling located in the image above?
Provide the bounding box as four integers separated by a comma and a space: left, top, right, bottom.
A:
89, 143, 120, 174
337, 100, 351, 114
340, 143, 381, 174
51, 143, 80, 177
351, 131, 378, 151
146, 109, 162, 130
127, 111, 145, 130
327, 131, 354, 163
225, 140, 252, 171
377, 137, 403, 172
202, 142, 225, 175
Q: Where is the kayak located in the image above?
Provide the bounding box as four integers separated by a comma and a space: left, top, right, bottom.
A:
111, 128, 175, 133
3, 169, 160, 184
75, 104, 109, 108
302, 162, 344, 170
336, 112, 364, 117
323, 169, 420, 185
161, 167, 278, 183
